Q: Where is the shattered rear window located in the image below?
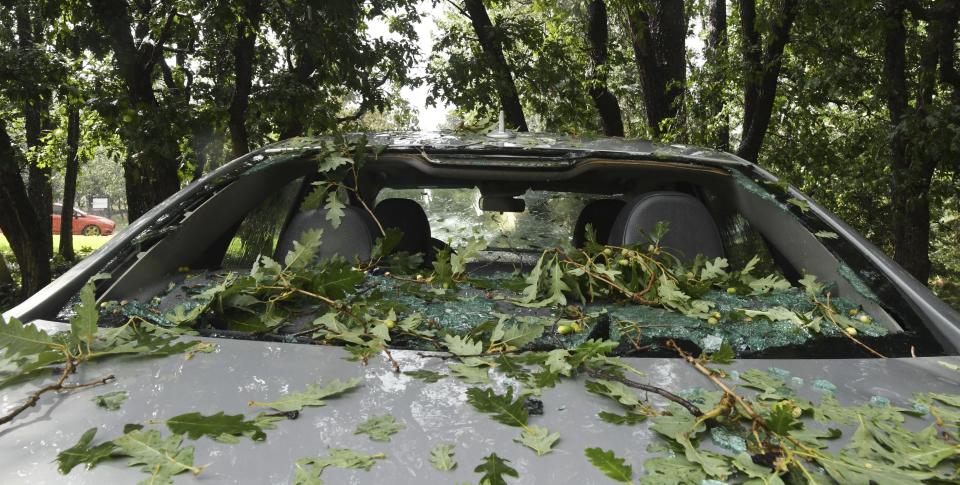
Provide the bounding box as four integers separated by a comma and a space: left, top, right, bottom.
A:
376, 188, 617, 251
91, 145, 928, 359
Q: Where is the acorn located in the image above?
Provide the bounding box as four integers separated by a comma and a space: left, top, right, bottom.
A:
848, 308, 859, 316
570, 322, 582, 333
712, 311, 722, 319
618, 259, 629, 266
707, 317, 719, 325
385, 319, 396, 329
726, 287, 737, 294
602, 248, 612, 256
845, 327, 858, 336
557, 324, 573, 335
858, 314, 872, 324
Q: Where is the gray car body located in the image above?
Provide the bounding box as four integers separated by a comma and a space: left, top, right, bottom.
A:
3, 132, 960, 483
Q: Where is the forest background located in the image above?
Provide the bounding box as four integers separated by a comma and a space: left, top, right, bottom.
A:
0, 0, 957, 312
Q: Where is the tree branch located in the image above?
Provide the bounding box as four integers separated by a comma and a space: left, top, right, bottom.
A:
586, 368, 704, 417
0, 358, 115, 427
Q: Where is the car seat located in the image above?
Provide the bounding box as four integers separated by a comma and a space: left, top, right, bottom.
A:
573, 199, 626, 247
608, 191, 724, 261
273, 206, 377, 262
373, 198, 451, 264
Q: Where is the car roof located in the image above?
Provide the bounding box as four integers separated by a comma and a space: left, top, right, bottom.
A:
262, 131, 750, 169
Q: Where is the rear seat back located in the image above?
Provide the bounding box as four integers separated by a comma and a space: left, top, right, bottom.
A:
608, 191, 724, 262
273, 206, 376, 262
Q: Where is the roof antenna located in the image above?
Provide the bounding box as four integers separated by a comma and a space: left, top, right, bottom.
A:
487, 111, 514, 139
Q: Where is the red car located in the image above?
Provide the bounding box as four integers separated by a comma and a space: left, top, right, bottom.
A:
52, 203, 116, 236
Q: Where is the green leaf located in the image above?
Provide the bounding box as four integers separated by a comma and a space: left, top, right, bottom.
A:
404, 369, 446, 383
584, 447, 633, 483
708, 343, 735, 364
0, 316, 53, 358
473, 453, 518, 485
318, 155, 353, 172
544, 349, 573, 375
443, 334, 483, 356
748, 274, 792, 294
640, 455, 707, 485
787, 197, 810, 212
519, 253, 546, 303
249, 377, 360, 412
585, 379, 642, 408
293, 448, 385, 484
166, 411, 266, 442
799, 273, 825, 296
742, 306, 806, 326
766, 402, 803, 435
113, 429, 201, 483
429, 443, 457, 471
465, 387, 529, 427
284, 229, 324, 270
491, 319, 545, 350
448, 363, 491, 384
354, 413, 405, 442
323, 191, 346, 229
700, 257, 729, 280
451, 236, 487, 275
650, 409, 731, 478
515, 425, 560, 456
70, 280, 99, 345
56, 428, 118, 474
598, 411, 648, 425
92, 390, 128, 411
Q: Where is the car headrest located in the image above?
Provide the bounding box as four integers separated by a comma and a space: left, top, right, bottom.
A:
608, 191, 724, 261
374, 198, 432, 256
573, 199, 626, 247
274, 206, 376, 263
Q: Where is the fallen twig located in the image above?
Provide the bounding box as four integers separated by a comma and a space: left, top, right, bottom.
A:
586, 368, 703, 417
0, 358, 115, 426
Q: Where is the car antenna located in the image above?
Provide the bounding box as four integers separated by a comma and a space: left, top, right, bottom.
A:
486, 111, 514, 139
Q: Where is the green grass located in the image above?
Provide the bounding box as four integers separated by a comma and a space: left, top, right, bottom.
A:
0, 234, 113, 256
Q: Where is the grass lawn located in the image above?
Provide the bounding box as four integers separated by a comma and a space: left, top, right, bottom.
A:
0, 234, 113, 256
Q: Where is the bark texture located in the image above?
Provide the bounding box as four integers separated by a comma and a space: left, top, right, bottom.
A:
705, 0, 729, 151
585, 0, 625, 137
60, 105, 81, 261
464, 0, 528, 131
625, 0, 687, 136
0, 121, 51, 297
735, 0, 799, 162
882, 0, 958, 282
229, 0, 264, 158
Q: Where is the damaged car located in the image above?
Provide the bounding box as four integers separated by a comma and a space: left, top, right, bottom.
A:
2, 132, 959, 484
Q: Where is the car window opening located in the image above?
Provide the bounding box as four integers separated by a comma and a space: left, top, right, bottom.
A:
76, 152, 944, 359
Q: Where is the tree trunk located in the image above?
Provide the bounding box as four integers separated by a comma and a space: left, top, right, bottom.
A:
0, 252, 13, 287
463, 0, 528, 131
881, 0, 955, 283
229, 0, 264, 158
735, 0, 799, 162
60, 105, 81, 261
585, 0, 624, 137
706, 0, 729, 151
625, 0, 687, 136
91, 0, 183, 222
16, 3, 53, 267
0, 120, 51, 297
